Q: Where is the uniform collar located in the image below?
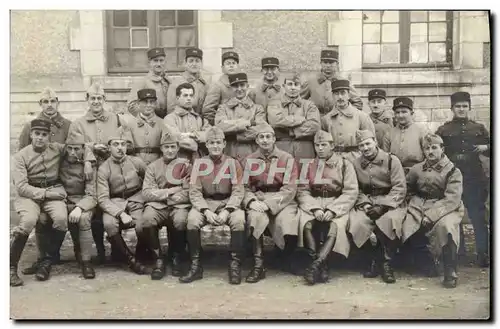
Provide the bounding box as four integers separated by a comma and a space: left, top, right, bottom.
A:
360, 149, 385, 169
317, 72, 337, 84
174, 105, 199, 117
39, 112, 65, 128
147, 71, 171, 84
84, 109, 110, 122
220, 74, 230, 87
209, 154, 227, 165
396, 121, 413, 130
422, 155, 450, 172
452, 117, 469, 124
322, 153, 343, 168
327, 104, 355, 118
226, 96, 253, 109
370, 110, 393, 123
183, 71, 206, 85
111, 155, 128, 164
256, 146, 280, 160
261, 79, 281, 92
137, 113, 160, 127
281, 94, 302, 107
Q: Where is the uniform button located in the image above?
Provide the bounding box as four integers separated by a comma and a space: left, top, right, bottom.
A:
145, 132, 149, 135
51, 133, 55, 136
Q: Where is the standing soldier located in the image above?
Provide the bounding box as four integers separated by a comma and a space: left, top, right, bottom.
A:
68, 82, 124, 263
127, 47, 172, 118
215, 72, 266, 163
403, 134, 464, 288
96, 127, 148, 275
436, 91, 490, 267
267, 72, 321, 161
180, 127, 246, 284
321, 80, 375, 163
300, 49, 363, 115
164, 83, 209, 160
297, 130, 359, 285
242, 123, 299, 281
11, 119, 95, 286
140, 132, 192, 280
202, 51, 240, 125
349, 130, 407, 284
367, 89, 394, 146
248, 57, 283, 112
382, 97, 430, 173
167, 47, 208, 115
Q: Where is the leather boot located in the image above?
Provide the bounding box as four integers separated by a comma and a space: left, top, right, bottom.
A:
135, 231, 155, 264
246, 236, 266, 283
303, 224, 319, 285
50, 227, 62, 264
228, 231, 245, 285
79, 229, 95, 279
22, 222, 48, 275
179, 230, 203, 283
36, 229, 66, 281
108, 234, 148, 275
69, 224, 82, 264
147, 227, 166, 280
362, 241, 379, 278
376, 230, 396, 284
314, 223, 337, 284
10, 233, 29, 287
477, 252, 490, 268
91, 218, 106, 264
170, 228, 186, 277
442, 241, 458, 288
281, 235, 298, 275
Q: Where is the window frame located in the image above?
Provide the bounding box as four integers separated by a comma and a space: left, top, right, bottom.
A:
106, 10, 198, 74
361, 10, 453, 69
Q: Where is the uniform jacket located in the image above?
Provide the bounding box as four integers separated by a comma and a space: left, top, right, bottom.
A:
167, 71, 208, 115
123, 114, 164, 165
382, 122, 430, 169
370, 110, 394, 146
163, 106, 209, 153
68, 109, 122, 146
248, 78, 283, 111
60, 158, 97, 211
202, 74, 234, 125
18, 112, 71, 150
127, 71, 172, 118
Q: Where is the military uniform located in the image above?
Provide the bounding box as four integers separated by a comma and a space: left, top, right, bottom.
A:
367, 89, 394, 146
349, 130, 407, 283
248, 57, 283, 111
140, 132, 191, 280
96, 127, 148, 274
166, 48, 208, 115
436, 91, 490, 265
267, 76, 321, 161
382, 97, 429, 171
300, 50, 363, 114
215, 73, 267, 163
127, 48, 172, 119
321, 80, 375, 163
202, 51, 240, 125
404, 134, 464, 288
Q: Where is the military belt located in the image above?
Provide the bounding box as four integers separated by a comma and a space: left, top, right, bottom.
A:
29, 179, 62, 188
361, 187, 391, 196
256, 186, 281, 193
416, 191, 444, 200
204, 193, 230, 201
110, 188, 141, 199
311, 189, 341, 198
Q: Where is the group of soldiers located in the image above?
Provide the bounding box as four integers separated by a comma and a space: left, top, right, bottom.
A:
11, 46, 490, 290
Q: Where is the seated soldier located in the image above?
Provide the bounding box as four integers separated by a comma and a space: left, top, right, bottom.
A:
11, 119, 95, 286
180, 127, 246, 285
242, 123, 299, 282
96, 127, 148, 275
140, 131, 192, 280
403, 134, 464, 288
349, 130, 407, 284
297, 130, 359, 285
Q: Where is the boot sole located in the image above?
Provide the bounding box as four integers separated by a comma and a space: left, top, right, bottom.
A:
178, 275, 203, 283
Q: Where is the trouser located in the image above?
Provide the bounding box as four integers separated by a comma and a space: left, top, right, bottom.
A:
462, 180, 489, 255
14, 197, 68, 235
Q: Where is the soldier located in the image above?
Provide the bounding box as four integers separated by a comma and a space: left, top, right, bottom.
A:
382, 97, 430, 172
202, 51, 240, 125
11, 119, 95, 286
180, 127, 246, 284
242, 123, 299, 281
367, 89, 394, 146
167, 47, 208, 115
267, 72, 321, 161
248, 57, 283, 111
321, 80, 375, 163
436, 91, 490, 267
164, 83, 209, 160
403, 134, 464, 288
96, 127, 148, 275
127, 47, 172, 118
300, 49, 363, 114
215, 72, 266, 163
140, 131, 191, 280
297, 130, 358, 285
68, 82, 124, 263
349, 130, 407, 284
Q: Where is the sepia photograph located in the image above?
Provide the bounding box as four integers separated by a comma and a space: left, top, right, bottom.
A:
8, 8, 491, 320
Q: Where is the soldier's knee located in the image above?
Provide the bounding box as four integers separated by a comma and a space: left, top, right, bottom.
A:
102, 214, 119, 236
228, 210, 245, 231
172, 210, 188, 231
304, 221, 313, 231
140, 207, 157, 230
78, 211, 93, 231
247, 210, 269, 227
187, 209, 204, 230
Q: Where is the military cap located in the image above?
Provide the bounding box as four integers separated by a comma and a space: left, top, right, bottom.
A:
282, 72, 302, 83
355, 130, 376, 144
450, 91, 471, 106
368, 89, 387, 101
422, 133, 444, 147
137, 88, 157, 101
86, 82, 105, 97
320, 49, 339, 62
261, 57, 279, 68
107, 127, 133, 145
205, 126, 226, 141
314, 130, 334, 144
255, 123, 275, 135
331, 79, 351, 92
228, 73, 248, 86
222, 51, 239, 64
392, 97, 413, 111
31, 119, 51, 132
160, 131, 178, 145
39, 87, 58, 102
147, 47, 166, 60
185, 47, 203, 60
65, 131, 85, 145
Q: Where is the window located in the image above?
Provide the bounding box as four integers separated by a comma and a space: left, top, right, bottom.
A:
362, 11, 453, 67
106, 10, 198, 73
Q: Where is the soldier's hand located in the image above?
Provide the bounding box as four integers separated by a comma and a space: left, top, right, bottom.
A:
217, 209, 230, 225
69, 207, 83, 224
473, 145, 488, 153
259, 202, 269, 212
120, 213, 133, 225
314, 209, 325, 221
204, 210, 218, 225
84, 161, 93, 181
167, 186, 183, 196
249, 201, 267, 213
255, 191, 265, 201
422, 216, 433, 229
361, 204, 373, 213
323, 210, 336, 222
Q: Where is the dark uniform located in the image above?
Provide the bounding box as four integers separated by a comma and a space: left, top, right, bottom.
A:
436, 91, 490, 266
